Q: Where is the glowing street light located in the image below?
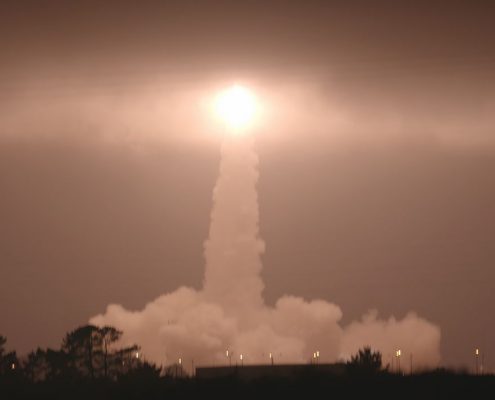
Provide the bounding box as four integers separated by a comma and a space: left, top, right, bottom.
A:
226, 350, 232, 367
312, 351, 320, 365
177, 357, 182, 378
475, 348, 480, 375
396, 349, 402, 374
269, 352, 274, 366
240, 354, 243, 366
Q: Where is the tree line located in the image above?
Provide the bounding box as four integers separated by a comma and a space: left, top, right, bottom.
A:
2, 330, 493, 400
1, 323, 387, 384
0, 325, 161, 382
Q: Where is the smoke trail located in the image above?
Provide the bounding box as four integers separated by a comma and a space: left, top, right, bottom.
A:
90, 134, 441, 370
203, 135, 265, 317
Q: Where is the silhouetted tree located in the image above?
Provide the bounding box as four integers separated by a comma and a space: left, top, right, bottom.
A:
2, 325, 144, 384
0, 335, 5, 358
99, 326, 122, 378
23, 347, 70, 381
61, 325, 131, 379
113, 344, 142, 376
23, 348, 49, 382
45, 348, 72, 379
121, 360, 162, 382
0, 335, 19, 376
163, 362, 187, 379
62, 325, 103, 379
347, 347, 382, 375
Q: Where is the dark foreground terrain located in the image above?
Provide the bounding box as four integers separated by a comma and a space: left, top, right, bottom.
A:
2, 329, 493, 399
1, 370, 494, 400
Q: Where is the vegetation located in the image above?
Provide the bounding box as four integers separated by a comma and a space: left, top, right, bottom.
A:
0, 330, 493, 399
1, 325, 149, 384
0, 335, 19, 376
347, 346, 383, 374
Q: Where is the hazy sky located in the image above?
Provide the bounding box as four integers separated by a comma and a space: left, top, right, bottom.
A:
1, 0, 494, 368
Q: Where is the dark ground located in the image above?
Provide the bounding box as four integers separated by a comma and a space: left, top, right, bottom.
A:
1, 370, 494, 400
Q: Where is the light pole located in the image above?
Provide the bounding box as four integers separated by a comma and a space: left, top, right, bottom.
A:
240, 354, 243, 366
475, 348, 480, 375
134, 351, 139, 370
396, 350, 401, 374
226, 350, 232, 367
269, 352, 274, 366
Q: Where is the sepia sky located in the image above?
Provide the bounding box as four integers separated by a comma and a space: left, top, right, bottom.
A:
1, 0, 494, 368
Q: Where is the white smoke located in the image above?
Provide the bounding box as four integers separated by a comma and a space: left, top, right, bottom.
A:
90, 134, 441, 370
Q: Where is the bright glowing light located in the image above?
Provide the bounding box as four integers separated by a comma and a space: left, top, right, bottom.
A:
215, 85, 257, 130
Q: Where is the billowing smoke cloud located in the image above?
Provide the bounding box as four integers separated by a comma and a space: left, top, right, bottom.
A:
90, 134, 441, 370
341, 310, 441, 368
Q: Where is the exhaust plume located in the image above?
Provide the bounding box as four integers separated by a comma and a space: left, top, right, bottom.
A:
91, 134, 440, 370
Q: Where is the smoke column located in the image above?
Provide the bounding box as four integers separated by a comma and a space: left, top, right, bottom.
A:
203, 135, 264, 317
91, 134, 441, 370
